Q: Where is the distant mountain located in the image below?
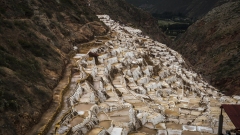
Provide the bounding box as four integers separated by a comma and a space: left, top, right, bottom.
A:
126, 0, 228, 19
172, 1, 240, 95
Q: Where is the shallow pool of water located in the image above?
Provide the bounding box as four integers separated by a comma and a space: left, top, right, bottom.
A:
75, 103, 94, 111
97, 112, 109, 121
110, 115, 129, 122
69, 116, 84, 127
138, 127, 157, 135
99, 120, 112, 129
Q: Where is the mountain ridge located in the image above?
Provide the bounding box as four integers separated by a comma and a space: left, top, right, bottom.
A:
172, 1, 240, 95
126, 0, 229, 19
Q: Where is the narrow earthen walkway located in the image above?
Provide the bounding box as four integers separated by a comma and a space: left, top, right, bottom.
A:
26, 63, 72, 135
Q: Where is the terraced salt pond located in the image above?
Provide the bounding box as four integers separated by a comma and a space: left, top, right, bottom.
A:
47, 15, 240, 135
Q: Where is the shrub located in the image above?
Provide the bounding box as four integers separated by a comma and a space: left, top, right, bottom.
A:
44, 10, 53, 19
0, 19, 14, 29
14, 21, 28, 31
56, 13, 65, 22
6, 40, 17, 50
0, 7, 6, 14
18, 40, 49, 59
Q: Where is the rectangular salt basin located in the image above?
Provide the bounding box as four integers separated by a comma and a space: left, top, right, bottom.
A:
158, 130, 167, 135
182, 125, 197, 131
197, 126, 213, 133
167, 129, 182, 135
110, 127, 123, 135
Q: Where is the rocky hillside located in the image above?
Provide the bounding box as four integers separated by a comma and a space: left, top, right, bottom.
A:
0, 0, 109, 134
90, 0, 171, 44
172, 1, 240, 95
0, 0, 171, 134
126, 0, 227, 19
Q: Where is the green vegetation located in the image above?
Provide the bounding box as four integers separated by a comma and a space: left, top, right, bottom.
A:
14, 20, 29, 31
159, 20, 192, 39
0, 90, 19, 112
60, 0, 73, 6
0, 19, 14, 29
56, 13, 65, 22
0, 50, 44, 82
158, 20, 191, 39
1, 0, 34, 18
152, 12, 194, 40
43, 9, 53, 19
18, 40, 49, 59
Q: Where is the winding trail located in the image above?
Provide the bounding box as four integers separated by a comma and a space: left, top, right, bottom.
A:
26, 63, 72, 135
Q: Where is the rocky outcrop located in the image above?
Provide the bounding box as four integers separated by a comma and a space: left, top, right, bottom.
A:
172, 1, 240, 95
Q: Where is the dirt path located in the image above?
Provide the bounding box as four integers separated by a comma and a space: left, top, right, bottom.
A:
26, 63, 72, 135
25, 32, 111, 135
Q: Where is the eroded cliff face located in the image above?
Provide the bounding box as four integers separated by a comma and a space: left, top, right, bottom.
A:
0, 0, 108, 134
173, 1, 240, 95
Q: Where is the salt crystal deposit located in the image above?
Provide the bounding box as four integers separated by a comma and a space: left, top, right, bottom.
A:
51, 15, 239, 135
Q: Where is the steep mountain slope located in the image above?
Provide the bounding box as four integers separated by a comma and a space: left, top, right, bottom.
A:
172, 1, 240, 95
0, 0, 108, 134
90, 0, 171, 44
126, 0, 225, 19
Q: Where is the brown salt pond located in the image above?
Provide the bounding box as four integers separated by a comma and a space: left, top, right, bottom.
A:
97, 112, 109, 121
99, 120, 112, 129
110, 115, 130, 122
138, 126, 158, 135
74, 103, 94, 111
165, 108, 179, 117
123, 95, 137, 100
109, 108, 129, 116
126, 99, 144, 105
132, 102, 146, 108
69, 116, 84, 127
166, 123, 182, 130
155, 123, 166, 130
86, 127, 104, 135
105, 101, 119, 106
